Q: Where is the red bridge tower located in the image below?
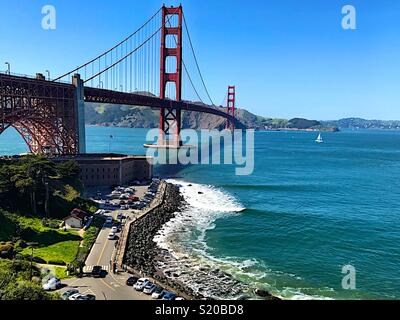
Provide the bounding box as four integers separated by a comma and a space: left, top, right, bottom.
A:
226, 86, 236, 130
159, 5, 183, 147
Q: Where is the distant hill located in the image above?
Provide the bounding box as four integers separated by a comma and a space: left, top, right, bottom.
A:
321, 118, 400, 130
84, 102, 338, 131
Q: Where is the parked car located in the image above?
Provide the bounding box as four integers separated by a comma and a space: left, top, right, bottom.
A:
117, 213, 123, 220
134, 278, 150, 291
42, 277, 62, 291
61, 289, 79, 300
110, 192, 121, 199
77, 294, 96, 301
151, 286, 164, 299
106, 217, 113, 225
126, 276, 139, 286
162, 292, 177, 300
91, 266, 103, 278
175, 297, 185, 301
143, 282, 157, 295
108, 232, 116, 240
69, 293, 83, 300
111, 226, 118, 233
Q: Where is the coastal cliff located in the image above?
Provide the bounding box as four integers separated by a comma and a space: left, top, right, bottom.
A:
85, 102, 338, 132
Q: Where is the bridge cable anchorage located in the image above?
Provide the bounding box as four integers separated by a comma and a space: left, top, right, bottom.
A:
84, 13, 174, 84
53, 7, 162, 82
165, 19, 204, 104
183, 13, 215, 106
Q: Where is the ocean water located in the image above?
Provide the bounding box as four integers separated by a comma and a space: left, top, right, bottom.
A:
1, 126, 400, 299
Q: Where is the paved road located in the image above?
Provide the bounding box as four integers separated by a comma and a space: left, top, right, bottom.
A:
59, 198, 154, 300
84, 218, 116, 273
57, 184, 169, 300
62, 271, 152, 300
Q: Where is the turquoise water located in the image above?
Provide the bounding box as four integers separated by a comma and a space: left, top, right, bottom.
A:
1, 126, 400, 299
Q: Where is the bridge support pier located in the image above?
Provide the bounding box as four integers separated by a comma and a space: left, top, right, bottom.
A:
158, 5, 183, 148
72, 74, 86, 154
226, 86, 236, 130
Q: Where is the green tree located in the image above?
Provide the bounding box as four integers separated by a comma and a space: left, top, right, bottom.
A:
56, 160, 80, 179
1, 281, 54, 300
8, 156, 56, 215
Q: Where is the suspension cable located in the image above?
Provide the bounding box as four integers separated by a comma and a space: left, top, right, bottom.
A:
165, 19, 203, 103
85, 13, 173, 84
53, 8, 162, 82
183, 13, 215, 106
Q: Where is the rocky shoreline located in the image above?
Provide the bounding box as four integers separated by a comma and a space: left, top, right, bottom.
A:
123, 182, 279, 300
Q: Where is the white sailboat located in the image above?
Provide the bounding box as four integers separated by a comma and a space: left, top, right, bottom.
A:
315, 133, 323, 143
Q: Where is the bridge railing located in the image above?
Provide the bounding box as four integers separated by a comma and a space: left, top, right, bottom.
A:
0, 71, 38, 79
0, 71, 71, 85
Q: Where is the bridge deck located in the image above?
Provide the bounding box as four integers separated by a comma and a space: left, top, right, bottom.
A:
83, 87, 234, 121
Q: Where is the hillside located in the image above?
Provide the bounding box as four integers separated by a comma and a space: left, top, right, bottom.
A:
321, 118, 400, 130
85, 103, 338, 131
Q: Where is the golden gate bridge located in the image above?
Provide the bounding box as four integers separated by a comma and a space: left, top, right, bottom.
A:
0, 5, 237, 155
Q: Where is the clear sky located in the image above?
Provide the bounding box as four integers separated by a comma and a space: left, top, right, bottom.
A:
0, 0, 399, 120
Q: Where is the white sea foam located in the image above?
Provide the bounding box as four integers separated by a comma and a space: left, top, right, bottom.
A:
154, 179, 245, 254
153, 180, 335, 300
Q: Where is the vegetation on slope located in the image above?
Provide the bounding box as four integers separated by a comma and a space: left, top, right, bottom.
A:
85, 102, 338, 131
0, 155, 98, 267
0, 155, 97, 219
321, 118, 400, 130
0, 258, 58, 300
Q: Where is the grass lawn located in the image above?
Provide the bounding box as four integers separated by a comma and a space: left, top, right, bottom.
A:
22, 240, 80, 265
16, 216, 82, 265
38, 264, 71, 280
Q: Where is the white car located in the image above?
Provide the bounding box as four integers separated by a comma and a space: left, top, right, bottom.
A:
108, 232, 116, 240
151, 286, 164, 299
143, 282, 156, 295
111, 226, 118, 233
68, 293, 83, 300
42, 277, 61, 291
133, 278, 149, 291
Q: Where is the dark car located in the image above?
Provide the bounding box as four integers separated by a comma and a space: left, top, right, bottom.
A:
61, 289, 79, 300
91, 266, 103, 278
126, 276, 139, 286
78, 294, 96, 301
162, 292, 177, 300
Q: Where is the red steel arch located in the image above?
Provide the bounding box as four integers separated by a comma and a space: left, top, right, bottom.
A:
0, 74, 79, 155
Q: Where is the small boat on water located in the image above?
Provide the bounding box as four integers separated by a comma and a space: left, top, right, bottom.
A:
315, 133, 323, 143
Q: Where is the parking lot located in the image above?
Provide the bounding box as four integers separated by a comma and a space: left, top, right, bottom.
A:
56, 179, 178, 300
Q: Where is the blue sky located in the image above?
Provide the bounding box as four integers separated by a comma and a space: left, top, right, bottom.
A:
0, 0, 399, 120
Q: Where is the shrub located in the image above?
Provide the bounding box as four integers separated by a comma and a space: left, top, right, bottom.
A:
41, 219, 61, 229
31, 256, 46, 264
0, 242, 14, 258
47, 260, 67, 266
1, 281, 55, 300
14, 239, 27, 250
20, 227, 35, 239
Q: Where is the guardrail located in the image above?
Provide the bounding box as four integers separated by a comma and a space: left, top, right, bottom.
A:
112, 181, 167, 269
